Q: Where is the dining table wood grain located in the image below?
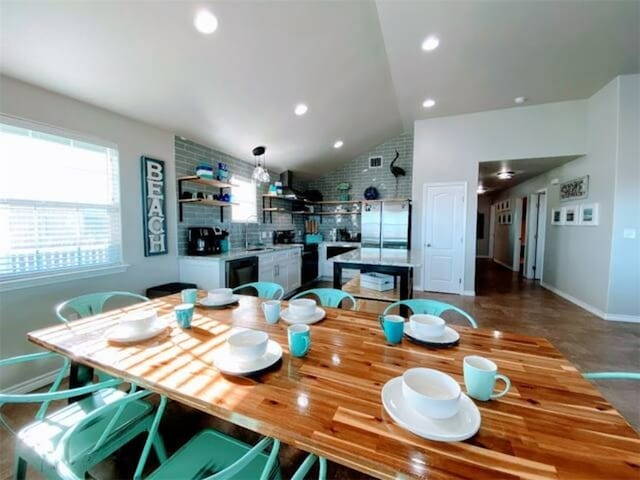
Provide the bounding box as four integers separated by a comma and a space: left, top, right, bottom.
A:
27, 293, 640, 479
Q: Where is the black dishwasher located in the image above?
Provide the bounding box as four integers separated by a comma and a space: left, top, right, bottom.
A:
225, 256, 259, 288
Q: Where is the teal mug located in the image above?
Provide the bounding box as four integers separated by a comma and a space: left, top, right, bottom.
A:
181, 288, 198, 304
288, 324, 310, 357
379, 315, 404, 345
463, 355, 511, 401
174, 303, 194, 329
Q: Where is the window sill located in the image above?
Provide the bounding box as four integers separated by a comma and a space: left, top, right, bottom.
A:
0, 264, 130, 292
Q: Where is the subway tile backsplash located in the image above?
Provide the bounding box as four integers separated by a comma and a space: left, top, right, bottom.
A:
175, 137, 306, 254
175, 132, 412, 253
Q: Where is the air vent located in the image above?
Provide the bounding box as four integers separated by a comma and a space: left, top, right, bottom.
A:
369, 156, 383, 168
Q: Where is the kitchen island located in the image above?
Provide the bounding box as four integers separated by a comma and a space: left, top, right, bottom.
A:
332, 248, 421, 302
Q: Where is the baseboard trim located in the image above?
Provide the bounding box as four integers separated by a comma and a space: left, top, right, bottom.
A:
604, 313, 640, 323
540, 281, 607, 319
462, 290, 476, 296
493, 258, 513, 270
2, 369, 63, 394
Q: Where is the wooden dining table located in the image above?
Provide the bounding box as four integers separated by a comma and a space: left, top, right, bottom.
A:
28, 293, 640, 479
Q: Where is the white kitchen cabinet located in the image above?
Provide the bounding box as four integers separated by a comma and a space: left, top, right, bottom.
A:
179, 257, 224, 290
319, 243, 359, 279
259, 248, 301, 295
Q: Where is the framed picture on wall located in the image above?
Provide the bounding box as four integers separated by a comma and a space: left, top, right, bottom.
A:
505, 213, 512, 224
504, 199, 511, 211
551, 208, 563, 225
563, 205, 578, 226
579, 203, 599, 226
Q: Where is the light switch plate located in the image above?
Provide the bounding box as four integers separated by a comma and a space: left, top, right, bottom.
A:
623, 228, 637, 239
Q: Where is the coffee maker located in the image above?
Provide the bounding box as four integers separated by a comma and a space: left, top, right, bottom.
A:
187, 227, 224, 255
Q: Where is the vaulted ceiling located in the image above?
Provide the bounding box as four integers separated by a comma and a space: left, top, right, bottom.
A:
1, 1, 638, 176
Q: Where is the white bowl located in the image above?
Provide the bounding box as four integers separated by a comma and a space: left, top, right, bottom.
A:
410, 314, 445, 338
402, 368, 461, 419
207, 288, 233, 303
227, 330, 269, 362
288, 299, 317, 318
119, 310, 157, 334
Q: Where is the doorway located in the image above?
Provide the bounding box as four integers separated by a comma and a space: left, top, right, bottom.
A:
525, 190, 547, 280
422, 182, 466, 294
512, 196, 528, 273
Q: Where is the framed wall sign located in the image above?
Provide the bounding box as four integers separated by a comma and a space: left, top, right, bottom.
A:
560, 175, 589, 202
141, 156, 168, 256
551, 208, 564, 225
579, 203, 599, 226
563, 205, 578, 225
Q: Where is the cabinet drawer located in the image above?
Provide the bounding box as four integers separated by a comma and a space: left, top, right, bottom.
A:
259, 253, 275, 266
288, 248, 302, 258
273, 252, 288, 262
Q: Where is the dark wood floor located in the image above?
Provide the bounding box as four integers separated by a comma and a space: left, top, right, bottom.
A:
1, 259, 638, 479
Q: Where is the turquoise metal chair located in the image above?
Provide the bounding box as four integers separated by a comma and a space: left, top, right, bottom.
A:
0, 352, 166, 480
583, 372, 640, 381
56, 392, 282, 480
382, 299, 478, 328
291, 288, 358, 310
55, 291, 149, 323
291, 454, 327, 480
232, 282, 284, 300
55, 291, 149, 382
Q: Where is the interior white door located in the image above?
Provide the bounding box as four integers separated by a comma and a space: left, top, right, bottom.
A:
423, 184, 465, 294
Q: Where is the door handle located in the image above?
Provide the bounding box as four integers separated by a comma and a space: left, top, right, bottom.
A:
426, 244, 432, 247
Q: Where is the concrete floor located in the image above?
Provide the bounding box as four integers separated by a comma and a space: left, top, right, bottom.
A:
1, 259, 638, 479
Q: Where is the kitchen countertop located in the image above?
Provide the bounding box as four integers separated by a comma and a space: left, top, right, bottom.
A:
321, 241, 361, 247
331, 247, 421, 268
180, 244, 302, 262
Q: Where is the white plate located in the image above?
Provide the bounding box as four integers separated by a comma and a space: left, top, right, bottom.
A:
404, 324, 460, 345
382, 376, 481, 442
280, 307, 326, 325
214, 340, 283, 376
106, 319, 167, 343
198, 295, 240, 307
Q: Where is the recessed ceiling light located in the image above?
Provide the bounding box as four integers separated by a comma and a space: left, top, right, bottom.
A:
421, 35, 440, 51
514, 96, 527, 104
194, 9, 218, 34
333, 140, 344, 149
294, 103, 308, 116
422, 98, 436, 108
497, 170, 515, 180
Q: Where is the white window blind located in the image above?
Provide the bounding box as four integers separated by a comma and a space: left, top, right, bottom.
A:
0, 118, 123, 283
231, 175, 257, 223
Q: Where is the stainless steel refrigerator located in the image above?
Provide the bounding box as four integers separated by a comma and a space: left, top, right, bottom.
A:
361, 200, 411, 249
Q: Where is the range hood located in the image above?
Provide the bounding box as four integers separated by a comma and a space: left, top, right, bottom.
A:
279, 170, 305, 200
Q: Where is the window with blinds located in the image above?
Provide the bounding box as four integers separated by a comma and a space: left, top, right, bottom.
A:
0, 118, 123, 284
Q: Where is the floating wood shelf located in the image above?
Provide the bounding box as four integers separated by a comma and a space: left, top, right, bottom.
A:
179, 198, 238, 207
178, 175, 236, 189
263, 207, 287, 212
294, 211, 361, 215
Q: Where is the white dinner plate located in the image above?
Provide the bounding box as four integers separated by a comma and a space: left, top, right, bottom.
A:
404, 324, 460, 346
106, 319, 167, 343
382, 376, 481, 442
280, 307, 326, 325
214, 340, 283, 376
198, 295, 241, 307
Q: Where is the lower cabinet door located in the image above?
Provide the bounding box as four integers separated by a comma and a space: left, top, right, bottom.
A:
287, 259, 301, 291
259, 266, 274, 283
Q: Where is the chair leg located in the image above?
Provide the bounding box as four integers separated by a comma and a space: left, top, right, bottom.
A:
13, 456, 27, 480
152, 433, 168, 463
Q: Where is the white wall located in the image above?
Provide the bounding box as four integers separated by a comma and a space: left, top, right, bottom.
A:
0, 75, 178, 389
607, 75, 640, 317
412, 100, 587, 290
488, 75, 640, 319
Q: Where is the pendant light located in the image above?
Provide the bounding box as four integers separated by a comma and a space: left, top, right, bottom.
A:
251, 146, 270, 184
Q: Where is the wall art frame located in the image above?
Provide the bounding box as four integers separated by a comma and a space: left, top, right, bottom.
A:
141, 156, 168, 256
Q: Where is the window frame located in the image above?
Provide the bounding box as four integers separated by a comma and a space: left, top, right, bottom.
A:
230, 175, 258, 224
0, 114, 128, 292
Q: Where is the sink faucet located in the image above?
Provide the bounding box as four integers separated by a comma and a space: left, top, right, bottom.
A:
245, 214, 258, 250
